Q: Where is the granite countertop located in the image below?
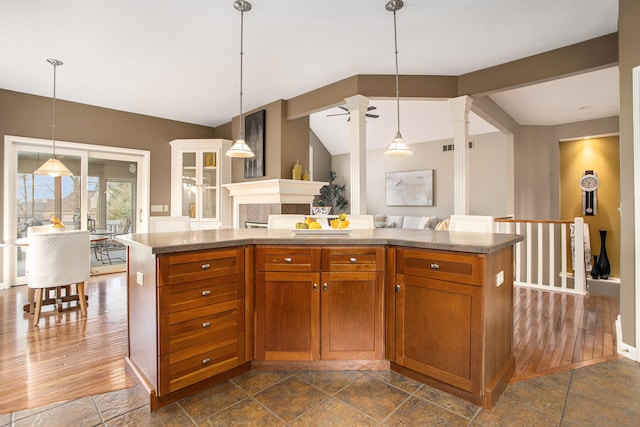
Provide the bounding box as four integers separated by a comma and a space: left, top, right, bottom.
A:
116, 228, 523, 255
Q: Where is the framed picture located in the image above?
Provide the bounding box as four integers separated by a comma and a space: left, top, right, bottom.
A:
385, 169, 434, 206
244, 109, 265, 178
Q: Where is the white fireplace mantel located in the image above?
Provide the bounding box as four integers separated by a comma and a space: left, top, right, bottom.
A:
223, 179, 328, 228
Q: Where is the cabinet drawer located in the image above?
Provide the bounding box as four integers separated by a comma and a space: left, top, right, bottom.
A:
159, 299, 244, 356
158, 247, 244, 286
397, 248, 483, 285
159, 333, 244, 395
256, 246, 321, 272
158, 274, 244, 315
321, 246, 384, 272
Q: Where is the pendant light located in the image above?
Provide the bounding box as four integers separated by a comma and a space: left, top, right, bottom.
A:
384, 0, 413, 157
226, 0, 255, 158
34, 59, 74, 176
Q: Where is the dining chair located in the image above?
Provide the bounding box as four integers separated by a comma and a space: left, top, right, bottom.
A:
26, 230, 91, 326
148, 216, 192, 233
448, 215, 495, 232
267, 214, 306, 229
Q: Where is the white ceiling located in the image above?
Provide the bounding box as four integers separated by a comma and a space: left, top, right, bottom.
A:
0, 0, 619, 152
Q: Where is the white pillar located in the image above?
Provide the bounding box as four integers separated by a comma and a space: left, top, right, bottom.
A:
345, 94, 369, 215
448, 96, 473, 215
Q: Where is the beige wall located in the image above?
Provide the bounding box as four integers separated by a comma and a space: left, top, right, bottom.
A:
560, 137, 620, 278
619, 0, 640, 347
332, 132, 512, 219
310, 130, 332, 182
0, 89, 216, 240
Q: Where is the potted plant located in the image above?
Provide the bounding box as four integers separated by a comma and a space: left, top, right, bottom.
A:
314, 170, 349, 214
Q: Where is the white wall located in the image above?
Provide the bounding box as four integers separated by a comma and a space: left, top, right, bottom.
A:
332, 131, 512, 219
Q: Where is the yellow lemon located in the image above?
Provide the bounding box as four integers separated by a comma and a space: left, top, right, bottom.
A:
330, 219, 340, 229
339, 220, 350, 229
338, 213, 347, 222
309, 221, 322, 229
305, 217, 313, 225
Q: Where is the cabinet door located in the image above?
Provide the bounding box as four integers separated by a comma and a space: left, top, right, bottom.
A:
200, 150, 218, 221
256, 271, 320, 361
320, 271, 383, 360
395, 273, 482, 394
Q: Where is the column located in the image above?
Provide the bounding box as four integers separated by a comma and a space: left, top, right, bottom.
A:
448, 96, 473, 215
345, 94, 369, 215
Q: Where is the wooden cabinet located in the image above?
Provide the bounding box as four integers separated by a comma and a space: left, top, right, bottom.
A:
169, 139, 232, 230
255, 246, 384, 362
127, 245, 251, 409
389, 247, 514, 409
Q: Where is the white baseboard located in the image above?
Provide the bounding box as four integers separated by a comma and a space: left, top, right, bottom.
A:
616, 314, 639, 361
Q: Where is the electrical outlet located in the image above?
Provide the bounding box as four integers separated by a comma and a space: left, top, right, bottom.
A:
136, 272, 144, 286
496, 270, 504, 286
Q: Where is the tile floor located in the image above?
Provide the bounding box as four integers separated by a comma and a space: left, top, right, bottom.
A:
2, 357, 639, 426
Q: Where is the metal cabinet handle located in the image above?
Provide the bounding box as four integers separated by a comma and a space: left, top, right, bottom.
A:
430, 263, 440, 270
323, 283, 328, 292
284, 257, 292, 263
395, 284, 401, 293
202, 321, 211, 328
201, 290, 211, 296
349, 257, 357, 263
201, 263, 211, 270
313, 283, 318, 292
202, 358, 211, 365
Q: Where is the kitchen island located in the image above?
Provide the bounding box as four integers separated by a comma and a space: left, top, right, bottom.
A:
117, 228, 522, 410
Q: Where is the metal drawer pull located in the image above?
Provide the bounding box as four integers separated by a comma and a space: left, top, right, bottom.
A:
323, 283, 328, 292
430, 263, 440, 270
349, 257, 357, 263
284, 257, 292, 263
201, 263, 211, 270
396, 284, 401, 293
202, 321, 211, 328
202, 358, 211, 365
201, 290, 211, 296
313, 283, 318, 292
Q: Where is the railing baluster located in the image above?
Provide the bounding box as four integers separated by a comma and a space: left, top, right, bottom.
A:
561, 223, 568, 290
515, 222, 522, 284
537, 222, 544, 286
526, 222, 532, 286
548, 223, 555, 288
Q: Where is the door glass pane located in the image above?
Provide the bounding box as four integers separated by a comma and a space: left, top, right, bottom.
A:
16, 152, 81, 276
88, 158, 137, 269
182, 152, 196, 218
202, 151, 217, 220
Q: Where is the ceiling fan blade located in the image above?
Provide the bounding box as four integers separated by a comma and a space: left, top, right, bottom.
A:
326, 113, 349, 117
367, 106, 377, 111
366, 114, 379, 118
338, 106, 349, 112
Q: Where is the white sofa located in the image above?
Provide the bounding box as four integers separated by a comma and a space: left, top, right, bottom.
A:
373, 215, 439, 230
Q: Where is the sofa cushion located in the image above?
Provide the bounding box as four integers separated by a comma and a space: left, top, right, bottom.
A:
385, 215, 404, 228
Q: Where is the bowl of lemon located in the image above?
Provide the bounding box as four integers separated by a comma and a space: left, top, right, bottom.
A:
293, 214, 351, 234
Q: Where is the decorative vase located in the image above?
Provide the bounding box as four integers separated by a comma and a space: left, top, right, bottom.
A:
292, 160, 302, 180
590, 255, 600, 279
596, 230, 610, 280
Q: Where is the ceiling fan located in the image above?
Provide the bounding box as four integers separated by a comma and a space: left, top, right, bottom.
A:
326, 106, 379, 121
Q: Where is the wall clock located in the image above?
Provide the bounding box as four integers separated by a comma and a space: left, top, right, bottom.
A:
580, 170, 599, 215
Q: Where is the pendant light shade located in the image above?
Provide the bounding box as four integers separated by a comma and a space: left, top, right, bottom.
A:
384, 0, 413, 157
226, 0, 255, 158
35, 59, 73, 176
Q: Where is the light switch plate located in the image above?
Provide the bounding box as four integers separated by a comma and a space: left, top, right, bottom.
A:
496, 270, 504, 286
136, 272, 144, 286
150, 205, 163, 212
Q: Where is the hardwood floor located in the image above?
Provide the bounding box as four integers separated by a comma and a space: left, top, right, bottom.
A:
0, 274, 620, 414
0, 273, 137, 414
511, 284, 620, 382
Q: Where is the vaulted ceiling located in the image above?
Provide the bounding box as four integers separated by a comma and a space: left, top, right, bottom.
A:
0, 0, 620, 154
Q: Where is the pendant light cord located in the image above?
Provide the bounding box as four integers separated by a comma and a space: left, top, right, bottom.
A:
51, 61, 58, 158
238, 7, 245, 140
393, 8, 400, 135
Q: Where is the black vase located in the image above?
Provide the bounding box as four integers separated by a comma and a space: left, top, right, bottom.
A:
596, 230, 611, 280
590, 255, 601, 279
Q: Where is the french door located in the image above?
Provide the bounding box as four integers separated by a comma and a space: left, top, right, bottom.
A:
2, 136, 150, 287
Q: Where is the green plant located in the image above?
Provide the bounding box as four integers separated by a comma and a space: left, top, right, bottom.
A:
314, 170, 349, 214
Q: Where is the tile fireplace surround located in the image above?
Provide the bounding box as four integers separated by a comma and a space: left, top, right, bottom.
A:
223, 179, 328, 228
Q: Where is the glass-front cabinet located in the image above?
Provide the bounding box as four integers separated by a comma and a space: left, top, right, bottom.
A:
170, 139, 232, 229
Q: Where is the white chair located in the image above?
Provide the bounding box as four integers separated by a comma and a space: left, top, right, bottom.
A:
26, 230, 90, 326
346, 215, 375, 229
448, 215, 495, 233
267, 214, 305, 229
148, 216, 191, 233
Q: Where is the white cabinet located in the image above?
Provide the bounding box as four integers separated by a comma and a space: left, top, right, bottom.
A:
170, 139, 232, 229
